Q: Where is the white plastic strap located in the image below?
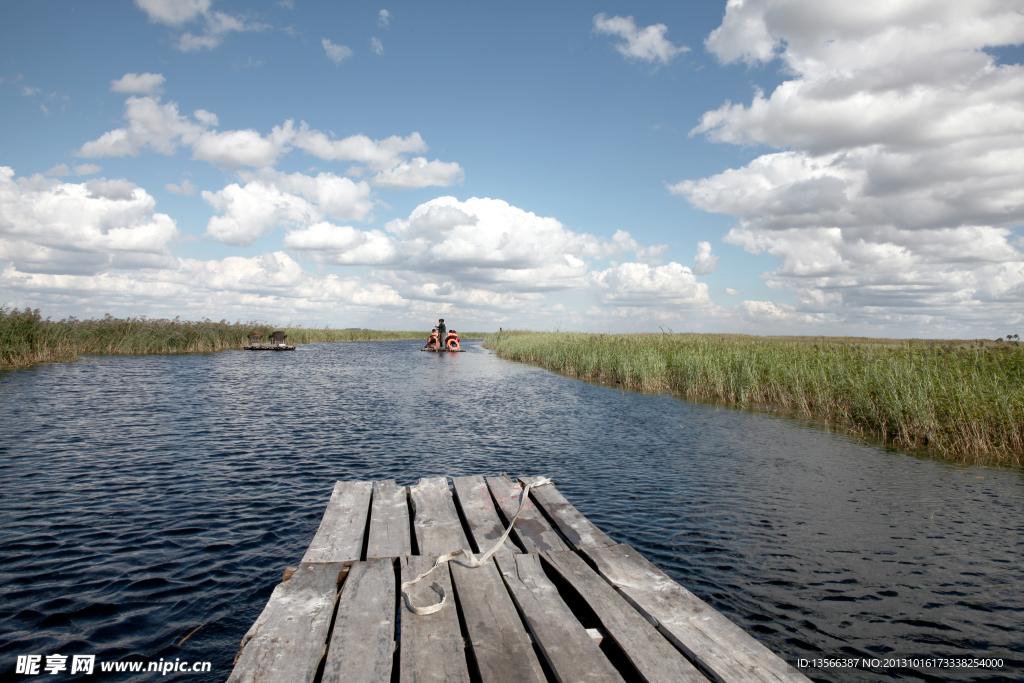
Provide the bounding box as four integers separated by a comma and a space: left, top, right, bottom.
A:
400, 477, 552, 615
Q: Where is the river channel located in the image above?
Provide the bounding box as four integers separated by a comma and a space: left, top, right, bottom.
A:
1, 339, 1021, 682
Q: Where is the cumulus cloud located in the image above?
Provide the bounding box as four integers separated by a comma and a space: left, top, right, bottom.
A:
165, 179, 197, 195
76, 96, 211, 157
284, 223, 399, 265
591, 262, 711, 306
110, 72, 165, 94
191, 120, 296, 168
323, 38, 353, 64
292, 128, 426, 169
45, 164, 70, 177
725, 287, 741, 295
370, 157, 464, 189
135, 0, 210, 26
693, 241, 719, 274
201, 171, 374, 246
0, 167, 179, 275
371, 37, 384, 55
74, 164, 101, 175
593, 13, 689, 64
672, 0, 1024, 331
378, 9, 391, 28
135, 0, 268, 51
77, 96, 463, 187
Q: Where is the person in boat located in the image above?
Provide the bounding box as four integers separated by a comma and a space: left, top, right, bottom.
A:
437, 318, 447, 340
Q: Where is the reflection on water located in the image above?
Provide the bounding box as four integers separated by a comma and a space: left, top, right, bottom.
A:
1, 339, 1021, 682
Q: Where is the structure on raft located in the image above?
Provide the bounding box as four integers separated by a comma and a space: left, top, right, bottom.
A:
226, 474, 810, 683
244, 330, 295, 351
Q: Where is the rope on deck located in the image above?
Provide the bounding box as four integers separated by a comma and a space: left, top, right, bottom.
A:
400, 476, 553, 615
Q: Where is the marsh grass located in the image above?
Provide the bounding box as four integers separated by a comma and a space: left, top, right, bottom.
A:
0, 307, 483, 369
484, 330, 1024, 466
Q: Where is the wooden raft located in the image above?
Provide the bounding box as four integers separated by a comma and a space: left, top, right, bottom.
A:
227, 475, 811, 683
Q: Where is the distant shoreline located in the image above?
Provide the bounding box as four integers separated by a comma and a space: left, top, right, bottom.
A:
0, 307, 486, 370
484, 330, 1024, 467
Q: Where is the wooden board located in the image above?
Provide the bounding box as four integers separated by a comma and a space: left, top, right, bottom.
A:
519, 477, 616, 551
322, 559, 395, 683
451, 475, 520, 560
496, 554, 624, 683
584, 544, 811, 683
301, 480, 373, 563
541, 551, 707, 683
485, 476, 571, 554
449, 558, 546, 683
367, 480, 412, 558
409, 477, 471, 556
399, 555, 471, 683
228, 562, 346, 683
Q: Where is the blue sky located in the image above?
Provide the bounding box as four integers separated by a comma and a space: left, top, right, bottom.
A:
2, 1, 1023, 336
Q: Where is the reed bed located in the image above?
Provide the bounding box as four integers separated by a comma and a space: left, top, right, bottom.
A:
484, 330, 1024, 466
0, 307, 483, 369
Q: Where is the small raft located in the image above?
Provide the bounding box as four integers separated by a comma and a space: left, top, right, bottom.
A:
244, 330, 295, 351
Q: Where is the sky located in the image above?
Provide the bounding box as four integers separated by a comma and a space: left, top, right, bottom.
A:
1, 0, 1023, 337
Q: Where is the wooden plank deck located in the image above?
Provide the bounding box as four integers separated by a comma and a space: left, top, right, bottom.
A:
228, 475, 812, 683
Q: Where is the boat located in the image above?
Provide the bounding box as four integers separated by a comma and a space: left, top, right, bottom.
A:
422, 328, 465, 352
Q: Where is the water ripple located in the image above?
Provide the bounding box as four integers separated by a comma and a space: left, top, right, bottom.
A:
1, 339, 1021, 682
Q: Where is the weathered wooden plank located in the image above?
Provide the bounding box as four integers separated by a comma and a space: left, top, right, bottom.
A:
519, 477, 616, 551
399, 555, 471, 683
367, 479, 412, 558
301, 480, 373, 563
321, 559, 395, 683
541, 551, 707, 683
409, 477, 471, 556
496, 554, 624, 683
227, 562, 345, 683
486, 475, 571, 554
451, 475, 520, 560
584, 544, 811, 683
449, 558, 546, 683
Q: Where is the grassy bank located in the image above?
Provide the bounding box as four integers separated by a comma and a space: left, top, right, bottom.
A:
0, 307, 482, 369
484, 331, 1024, 466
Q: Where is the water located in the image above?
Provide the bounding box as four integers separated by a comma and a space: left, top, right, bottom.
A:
1, 339, 1021, 682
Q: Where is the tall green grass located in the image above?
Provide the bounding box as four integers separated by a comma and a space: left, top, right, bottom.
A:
0, 307, 484, 369
484, 331, 1024, 466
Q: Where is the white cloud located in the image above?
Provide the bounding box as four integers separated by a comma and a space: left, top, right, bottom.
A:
74, 164, 101, 175
284, 222, 400, 265
0, 167, 179, 276
379, 9, 391, 28
725, 287, 741, 295
76, 96, 210, 157
201, 171, 374, 246
45, 164, 70, 177
370, 157, 464, 189
191, 120, 296, 168
693, 241, 719, 274
134, 0, 267, 51
135, 0, 210, 26
323, 38, 353, 64
673, 0, 1024, 331
591, 261, 711, 306
371, 37, 384, 55
165, 179, 197, 195
110, 72, 165, 94
293, 127, 427, 170
593, 13, 689, 65
21, 86, 41, 97
76, 96, 464, 187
